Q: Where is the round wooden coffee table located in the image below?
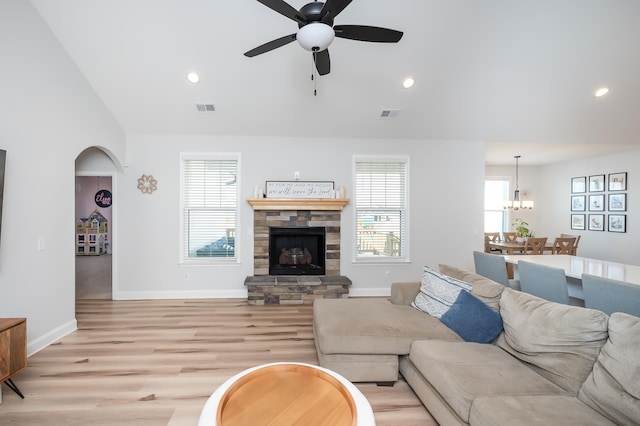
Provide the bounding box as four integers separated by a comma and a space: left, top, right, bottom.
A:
198, 362, 376, 426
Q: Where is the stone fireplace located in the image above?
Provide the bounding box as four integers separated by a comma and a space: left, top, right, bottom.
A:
246, 198, 351, 305
253, 209, 341, 276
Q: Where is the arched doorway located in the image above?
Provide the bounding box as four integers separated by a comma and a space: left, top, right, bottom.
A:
75, 175, 112, 299
75, 147, 118, 301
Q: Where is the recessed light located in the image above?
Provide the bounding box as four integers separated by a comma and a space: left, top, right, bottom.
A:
402, 77, 415, 89
594, 87, 609, 97
187, 72, 200, 84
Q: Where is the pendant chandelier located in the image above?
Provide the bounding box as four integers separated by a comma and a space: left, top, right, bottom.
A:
503, 155, 534, 210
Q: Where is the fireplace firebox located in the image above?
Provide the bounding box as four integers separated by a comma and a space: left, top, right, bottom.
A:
269, 227, 326, 275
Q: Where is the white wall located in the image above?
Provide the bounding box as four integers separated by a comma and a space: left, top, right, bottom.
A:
0, 1, 125, 354
116, 135, 486, 298
487, 150, 640, 265
537, 151, 640, 264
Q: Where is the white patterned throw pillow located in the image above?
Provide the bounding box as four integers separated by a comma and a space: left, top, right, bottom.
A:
411, 265, 473, 318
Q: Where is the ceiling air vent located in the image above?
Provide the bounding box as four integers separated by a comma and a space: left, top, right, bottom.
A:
196, 103, 215, 112
380, 109, 400, 119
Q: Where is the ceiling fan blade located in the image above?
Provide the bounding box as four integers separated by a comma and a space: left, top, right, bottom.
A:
257, 0, 306, 24
319, 0, 353, 21
334, 25, 403, 43
314, 49, 331, 75
244, 33, 297, 57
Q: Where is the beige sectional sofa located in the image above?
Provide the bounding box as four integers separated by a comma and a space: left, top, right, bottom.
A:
313, 265, 640, 425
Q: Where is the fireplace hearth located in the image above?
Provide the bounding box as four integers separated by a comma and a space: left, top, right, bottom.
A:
269, 227, 325, 275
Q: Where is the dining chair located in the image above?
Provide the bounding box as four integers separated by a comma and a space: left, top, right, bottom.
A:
581, 274, 640, 316
523, 237, 548, 255
560, 233, 581, 255
484, 232, 501, 254
518, 260, 569, 304
552, 237, 576, 255
502, 232, 517, 243
473, 251, 520, 290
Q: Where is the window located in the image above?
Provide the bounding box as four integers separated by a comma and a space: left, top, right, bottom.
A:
485, 178, 509, 233
354, 157, 409, 261
181, 153, 239, 262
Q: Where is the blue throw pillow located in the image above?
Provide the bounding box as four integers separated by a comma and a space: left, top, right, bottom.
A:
440, 290, 503, 343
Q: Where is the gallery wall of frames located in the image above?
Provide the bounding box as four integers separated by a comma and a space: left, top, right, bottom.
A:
570, 172, 627, 233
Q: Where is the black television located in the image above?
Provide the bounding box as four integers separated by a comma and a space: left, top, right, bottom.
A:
0, 149, 5, 245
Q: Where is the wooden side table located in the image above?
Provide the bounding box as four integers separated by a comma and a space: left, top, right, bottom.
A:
0, 318, 27, 402
198, 362, 376, 426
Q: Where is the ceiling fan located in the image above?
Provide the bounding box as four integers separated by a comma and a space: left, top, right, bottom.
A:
244, 0, 403, 76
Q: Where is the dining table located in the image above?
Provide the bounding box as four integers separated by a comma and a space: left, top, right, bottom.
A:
487, 240, 553, 255
503, 254, 640, 300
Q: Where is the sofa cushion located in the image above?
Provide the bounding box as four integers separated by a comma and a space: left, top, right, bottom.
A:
470, 395, 617, 426
409, 340, 567, 423
496, 288, 609, 394
313, 298, 461, 355
411, 265, 472, 318
440, 290, 503, 343
438, 264, 505, 312
315, 350, 400, 383
578, 312, 640, 425
390, 281, 421, 305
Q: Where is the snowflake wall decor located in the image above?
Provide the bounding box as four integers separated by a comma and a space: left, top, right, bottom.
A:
137, 174, 158, 194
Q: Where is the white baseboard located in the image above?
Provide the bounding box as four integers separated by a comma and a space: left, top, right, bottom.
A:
349, 287, 391, 297
114, 288, 388, 300
113, 289, 249, 300
27, 319, 77, 357
115, 288, 390, 300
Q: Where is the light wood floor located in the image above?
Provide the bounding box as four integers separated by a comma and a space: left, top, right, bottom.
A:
1, 298, 437, 426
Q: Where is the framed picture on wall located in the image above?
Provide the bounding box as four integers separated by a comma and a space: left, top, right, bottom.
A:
608, 172, 627, 191
588, 194, 605, 211
608, 193, 627, 211
571, 195, 586, 211
608, 214, 626, 233
589, 175, 605, 192
571, 176, 586, 193
588, 214, 605, 231
571, 214, 585, 230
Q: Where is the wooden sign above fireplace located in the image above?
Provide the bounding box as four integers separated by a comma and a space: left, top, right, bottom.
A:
266, 181, 334, 199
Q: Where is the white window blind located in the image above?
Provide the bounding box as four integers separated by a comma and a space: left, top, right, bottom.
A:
181, 155, 238, 261
354, 159, 408, 260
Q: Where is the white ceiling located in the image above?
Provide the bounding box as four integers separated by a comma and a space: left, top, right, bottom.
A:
31, 0, 640, 165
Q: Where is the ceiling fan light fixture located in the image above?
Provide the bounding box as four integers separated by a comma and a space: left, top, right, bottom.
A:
297, 22, 335, 52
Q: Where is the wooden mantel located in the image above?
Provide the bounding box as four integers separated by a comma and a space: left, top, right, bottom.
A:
247, 198, 350, 211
